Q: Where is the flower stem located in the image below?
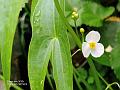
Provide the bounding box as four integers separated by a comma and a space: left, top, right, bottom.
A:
81, 79, 92, 90
97, 72, 113, 90
73, 67, 92, 90
53, 0, 82, 49
87, 57, 101, 90
74, 20, 79, 37
73, 67, 83, 90
81, 33, 84, 43
105, 82, 120, 90
73, 72, 83, 90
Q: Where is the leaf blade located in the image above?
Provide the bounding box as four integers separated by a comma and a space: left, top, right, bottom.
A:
29, 0, 73, 90
0, 0, 27, 89
52, 38, 73, 90
29, 0, 55, 89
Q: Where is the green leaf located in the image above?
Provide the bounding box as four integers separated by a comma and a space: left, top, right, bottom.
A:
68, 32, 76, 50
77, 68, 87, 81
52, 38, 73, 90
28, 0, 73, 90
100, 22, 120, 47
28, 1, 54, 89
93, 53, 111, 67
87, 76, 94, 84
117, 0, 120, 11
111, 45, 120, 80
111, 27, 120, 80
99, 22, 120, 80
65, 0, 82, 11
67, 1, 114, 27
0, 0, 26, 89
116, 28, 120, 44
87, 58, 102, 90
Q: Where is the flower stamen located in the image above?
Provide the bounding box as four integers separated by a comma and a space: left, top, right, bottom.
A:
89, 42, 96, 49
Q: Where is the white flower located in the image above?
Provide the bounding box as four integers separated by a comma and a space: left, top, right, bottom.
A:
105, 45, 113, 52
82, 31, 104, 58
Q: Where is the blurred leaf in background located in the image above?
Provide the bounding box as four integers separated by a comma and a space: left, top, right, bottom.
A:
117, 0, 120, 11
100, 22, 120, 47
110, 25, 120, 81
93, 53, 111, 67
66, 1, 114, 27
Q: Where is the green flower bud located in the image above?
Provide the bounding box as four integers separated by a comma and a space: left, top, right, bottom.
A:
71, 11, 79, 20
80, 28, 85, 33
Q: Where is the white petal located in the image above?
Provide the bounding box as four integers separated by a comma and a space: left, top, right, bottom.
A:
86, 31, 100, 42
82, 42, 91, 58
105, 45, 113, 52
91, 43, 104, 58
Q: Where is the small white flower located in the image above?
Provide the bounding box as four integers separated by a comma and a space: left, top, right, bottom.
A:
82, 31, 104, 58
105, 45, 113, 52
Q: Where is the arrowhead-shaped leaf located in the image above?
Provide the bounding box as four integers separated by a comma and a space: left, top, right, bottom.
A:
28, 0, 73, 90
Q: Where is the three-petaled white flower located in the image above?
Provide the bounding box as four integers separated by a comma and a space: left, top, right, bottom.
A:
82, 31, 104, 58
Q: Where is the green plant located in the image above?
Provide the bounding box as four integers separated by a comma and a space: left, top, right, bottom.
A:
0, 0, 120, 90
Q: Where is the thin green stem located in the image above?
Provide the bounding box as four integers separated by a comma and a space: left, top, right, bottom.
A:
87, 57, 101, 90
73, 67, 83, 90
81, 33, 84, 43
97, 72, 113, 90
80, 60, 87, 68
73, 72, 83, 90
47, 71, 54, 90
73, 67, 92, 90
105, 82, 120, 90
97, 72, 108, 85
81, 79, 92, 90
53, 0, 82, 49
73, 67, 78, 75
74, 20, 79, 37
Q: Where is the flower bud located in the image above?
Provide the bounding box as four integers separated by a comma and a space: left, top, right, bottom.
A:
71, 11, 79, 20
80, 28, 85, 33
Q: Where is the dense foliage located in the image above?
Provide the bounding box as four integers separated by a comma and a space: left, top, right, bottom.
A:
0, 0, 120, 90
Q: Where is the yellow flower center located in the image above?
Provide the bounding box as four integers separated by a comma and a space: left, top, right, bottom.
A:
89, 42, 96, 49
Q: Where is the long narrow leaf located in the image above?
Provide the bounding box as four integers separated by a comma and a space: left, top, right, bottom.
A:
29, 0, 55, 89
0, 0, 27, 89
